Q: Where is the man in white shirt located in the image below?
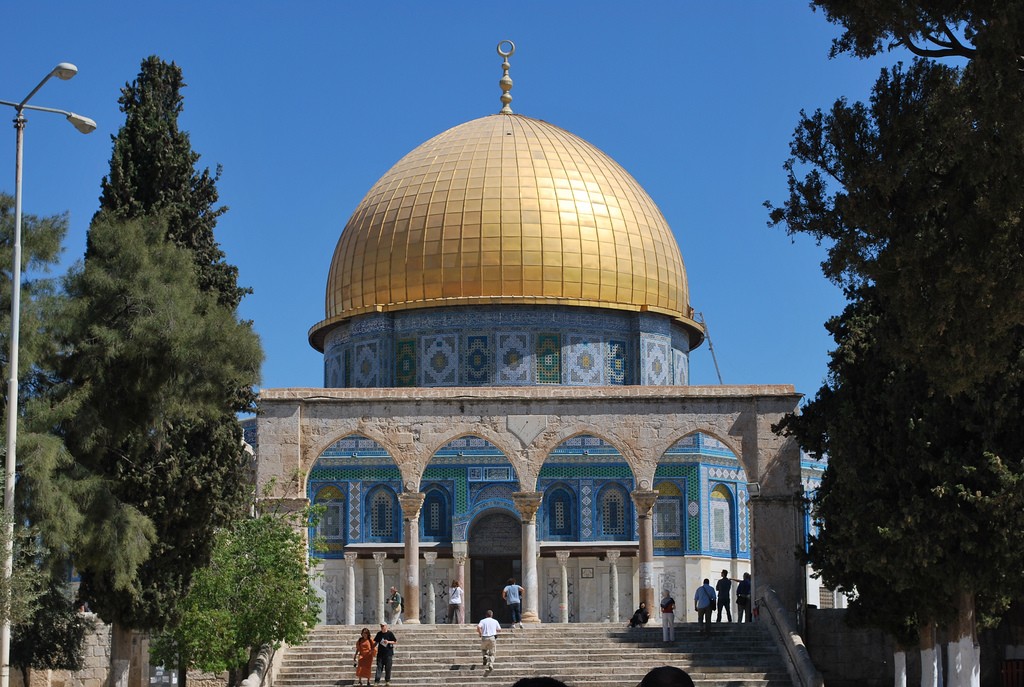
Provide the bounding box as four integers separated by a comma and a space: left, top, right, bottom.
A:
447, 579, 464, 624
476, 609, 501, 673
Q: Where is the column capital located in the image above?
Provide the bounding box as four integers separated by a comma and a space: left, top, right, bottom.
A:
398, 491, 426, 519
512, 491, 544, 523
373, 551, 388, 566
606, 550, 620, 562
454, 552, 468, 566
630, 489, 659, 516
424, 551, 437, 565
344, 551, 359, 566
555, 550, 571, 566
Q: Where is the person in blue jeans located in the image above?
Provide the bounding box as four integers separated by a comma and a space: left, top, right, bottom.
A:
502, 577, 525, 629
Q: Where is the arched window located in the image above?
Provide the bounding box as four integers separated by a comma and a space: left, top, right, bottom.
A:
545, 486, 575, 539
598, 484, 629, 539
313, 485, 346, 553
421, 487, 451, 541
367, 487, 399, 541
710, 484, 734, 553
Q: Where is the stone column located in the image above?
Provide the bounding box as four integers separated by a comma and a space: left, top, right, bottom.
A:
398, 491, 425, 624
512, 491, 543, 624
556, 550, 571, 623
373, 551, 388, 623
453, 545, 468, 624
631, 489, 659, 611
424, 551, 437, 624
344, 551, 359, 625
607, 550, 620, 623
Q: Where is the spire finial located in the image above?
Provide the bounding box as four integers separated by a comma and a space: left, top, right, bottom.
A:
497, 40, 515, 114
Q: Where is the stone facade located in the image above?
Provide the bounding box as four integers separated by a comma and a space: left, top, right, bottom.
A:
255, 384, 809, 623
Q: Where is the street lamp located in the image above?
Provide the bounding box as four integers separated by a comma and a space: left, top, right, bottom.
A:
0, 63, 95, 687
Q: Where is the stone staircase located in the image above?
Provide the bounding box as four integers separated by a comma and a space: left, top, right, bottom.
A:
273, 622, 795, 687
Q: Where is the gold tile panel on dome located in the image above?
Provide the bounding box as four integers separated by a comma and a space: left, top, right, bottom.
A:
309, 42, 703, 352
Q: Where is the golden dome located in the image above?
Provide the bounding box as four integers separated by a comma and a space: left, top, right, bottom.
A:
310, 113, 702, 351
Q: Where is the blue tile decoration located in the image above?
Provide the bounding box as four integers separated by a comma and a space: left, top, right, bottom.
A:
497, 332, 531, 384
353, 341, 380, 387
567, 335, 603, 385
465, 334, 491, 384
536, 333, 561, 384
395, 339, 416, 386
607, 340, 626, 385
421, 334, 458, 386
641, 335, 671, 385
673, 348, 688, 385
320, 305, 694, 388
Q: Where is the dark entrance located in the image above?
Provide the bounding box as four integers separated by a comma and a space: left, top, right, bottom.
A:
468, 511, 521, 624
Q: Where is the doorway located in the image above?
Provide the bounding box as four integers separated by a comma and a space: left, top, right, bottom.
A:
468, 511, 521, 624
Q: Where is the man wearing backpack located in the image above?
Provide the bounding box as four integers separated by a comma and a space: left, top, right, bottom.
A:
694, 578, 716, 636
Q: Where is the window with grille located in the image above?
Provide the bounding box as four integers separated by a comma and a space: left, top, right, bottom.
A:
548, 488, 573, 537
370, 489, 395, 538
654, 497, 680, 537
422, 489, 449, 540
600, 487, 627, 538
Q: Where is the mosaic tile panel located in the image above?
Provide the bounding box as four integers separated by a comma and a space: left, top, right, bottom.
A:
538, 464, 634, 479
465, 334, 491, 384
607, 340, 627, 385
343, 348, 352, 388
422, 466, 469, 512
395, 338, 416, 386
580, 480, 593, 538
536, 333, 561, 384
566, 335, 602, 385
673, 349, 688, 385
496, 332, 530, 384
349, 482, 361, 540
421, 334, 458, 386
352, 341, 380, 387
640, 335, 671, 385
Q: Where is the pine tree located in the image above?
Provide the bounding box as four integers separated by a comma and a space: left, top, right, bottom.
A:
58, 55, 262, 687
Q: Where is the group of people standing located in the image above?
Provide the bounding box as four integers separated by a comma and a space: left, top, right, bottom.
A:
352, 577, 526, 684
629, 570, 754, 640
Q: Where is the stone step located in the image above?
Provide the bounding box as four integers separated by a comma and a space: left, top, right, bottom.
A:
272, 623, 795, 687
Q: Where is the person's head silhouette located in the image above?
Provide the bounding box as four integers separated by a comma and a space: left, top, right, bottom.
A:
638, 665, 696, 687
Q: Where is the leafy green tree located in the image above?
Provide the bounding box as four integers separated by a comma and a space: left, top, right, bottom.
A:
769, 4, 1024, 684
10, 577, 94, 685
60, 57, 261, 682
56, 213, 261, 685
150, 510, 321, 687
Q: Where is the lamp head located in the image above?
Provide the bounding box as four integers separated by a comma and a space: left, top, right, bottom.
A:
66, 113, 96, 134
52, 63, 79, 81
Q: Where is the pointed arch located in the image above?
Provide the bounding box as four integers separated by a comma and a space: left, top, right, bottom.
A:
709, 483, 736, 556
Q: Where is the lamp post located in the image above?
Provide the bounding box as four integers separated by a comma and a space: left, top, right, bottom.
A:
0, 63, 95, 687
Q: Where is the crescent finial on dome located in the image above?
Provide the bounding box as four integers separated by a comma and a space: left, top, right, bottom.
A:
497, 40, 515, 114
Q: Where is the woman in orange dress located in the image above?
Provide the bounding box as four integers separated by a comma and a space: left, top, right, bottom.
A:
353, 627, 376, 686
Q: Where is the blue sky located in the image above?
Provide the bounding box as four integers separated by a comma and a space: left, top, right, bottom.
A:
2, 2, 898, 398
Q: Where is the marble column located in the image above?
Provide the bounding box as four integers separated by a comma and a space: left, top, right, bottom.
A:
556, 550, 571, 623
424, 551, 437, 624
453, 545, 468, 624
606, 550, 620, 623
344, 551, 358, 625
631, 489, 659, 611
398, 491, 425, 624
373, 551, 388, 623
512, 491, 543, 624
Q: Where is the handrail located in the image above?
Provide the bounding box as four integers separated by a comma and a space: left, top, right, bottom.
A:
757, 587, 824, 687
240, 643, 275, 687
